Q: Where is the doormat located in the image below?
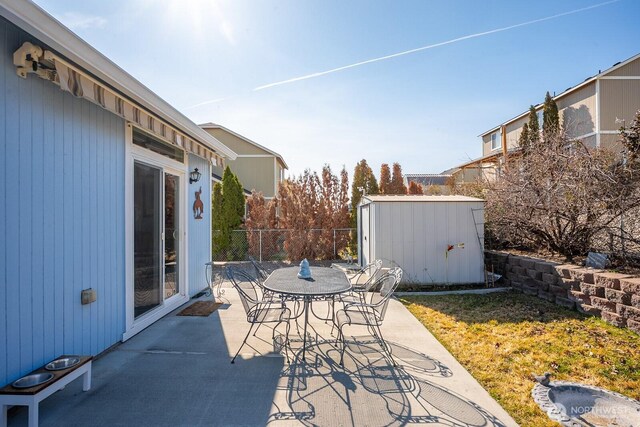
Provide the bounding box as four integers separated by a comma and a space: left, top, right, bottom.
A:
177, 301, 222, 317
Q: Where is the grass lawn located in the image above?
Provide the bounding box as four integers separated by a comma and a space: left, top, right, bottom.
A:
400, 292, 640, 427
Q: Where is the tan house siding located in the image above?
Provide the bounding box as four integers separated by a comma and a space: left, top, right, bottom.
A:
504, 116, 529, 151
600, 79, 640, 132
219, 157, 276, 197
599, 134, 625, 154
557, 82, 596, 138
205, 128, 267, 155
607, 57, 640, 77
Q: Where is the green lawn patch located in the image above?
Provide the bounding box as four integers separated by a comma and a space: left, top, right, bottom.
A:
400, 292, 640, 427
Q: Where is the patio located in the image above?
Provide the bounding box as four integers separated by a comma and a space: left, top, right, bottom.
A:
7, 281, 517, 427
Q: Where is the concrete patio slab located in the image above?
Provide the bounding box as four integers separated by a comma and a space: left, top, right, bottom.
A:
7, 283, 518, 426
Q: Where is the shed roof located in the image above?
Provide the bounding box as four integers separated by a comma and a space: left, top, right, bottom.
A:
362, 195, 483, 203
0, 0, 237, 160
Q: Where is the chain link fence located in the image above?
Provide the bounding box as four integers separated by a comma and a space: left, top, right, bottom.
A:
212, 228, 356, 262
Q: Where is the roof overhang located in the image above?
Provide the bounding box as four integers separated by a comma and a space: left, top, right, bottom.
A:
0, 0, 237, 161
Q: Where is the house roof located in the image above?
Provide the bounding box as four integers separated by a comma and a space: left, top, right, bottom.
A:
404, 174, 452, 186
199, 123, 288, 169
362, 195, 483, 203
0, 0, 237, 161
479, 52, 640, 137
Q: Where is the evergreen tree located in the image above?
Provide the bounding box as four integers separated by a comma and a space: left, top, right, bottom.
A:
389, 162, 407, 194
542, 91, 560, 138
528, 105, 540, 144
518, 123, 530, 151
212, 166, 246, 259
379, 163, 391, 194
350, 159, 378, 225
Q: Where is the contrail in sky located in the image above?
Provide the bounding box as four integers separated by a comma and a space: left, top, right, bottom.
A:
187, 0, 620, 108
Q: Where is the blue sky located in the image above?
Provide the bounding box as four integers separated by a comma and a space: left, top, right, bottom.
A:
35, 0, 640, 178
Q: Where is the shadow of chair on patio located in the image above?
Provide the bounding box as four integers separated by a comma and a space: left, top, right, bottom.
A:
269, 337, 507, 427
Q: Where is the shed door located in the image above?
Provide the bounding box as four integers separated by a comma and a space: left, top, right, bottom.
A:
361, 205, 371, 265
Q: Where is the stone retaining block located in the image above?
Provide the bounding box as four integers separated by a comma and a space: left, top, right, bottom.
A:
555, 296, 576, 309
549, 285, 568, 296
617, 304, 640, 322
577, 305, 601, 316
569, 268, 595, 284
557, 278, 579, 290
602, 311, 627, 327
555, 264, 579, 279
579, 283, 605, 298
538, 290, 555, 302
590, 297, 617, 312
628, 319, 640, 335
632, 294, 640, 309
620, 277, 640, 294
569, 290, 591, 305
526, 269, 543, 280
605, 288, 632, 305
594, 272, 632, 290
535, 261, 558, 274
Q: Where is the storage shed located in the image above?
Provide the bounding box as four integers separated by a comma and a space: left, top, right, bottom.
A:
358, 195, 485, 285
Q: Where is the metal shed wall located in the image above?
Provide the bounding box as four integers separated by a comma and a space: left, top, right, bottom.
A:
360, 198, 484, 284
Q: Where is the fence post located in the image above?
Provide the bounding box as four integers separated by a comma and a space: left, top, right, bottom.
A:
259, 230, 263, 263
333, 229, 337, 259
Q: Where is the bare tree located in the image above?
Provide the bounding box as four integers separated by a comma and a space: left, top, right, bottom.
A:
486, 126, 640, 260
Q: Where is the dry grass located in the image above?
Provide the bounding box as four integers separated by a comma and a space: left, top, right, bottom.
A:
400, 292, 640, 427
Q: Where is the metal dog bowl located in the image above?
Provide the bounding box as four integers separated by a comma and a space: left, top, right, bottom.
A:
12, 373, 54, 389
45, 356, 80, 371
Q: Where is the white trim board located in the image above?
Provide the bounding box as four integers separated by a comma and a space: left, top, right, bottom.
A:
123, 122, 190, 341
600, 76, 640, 79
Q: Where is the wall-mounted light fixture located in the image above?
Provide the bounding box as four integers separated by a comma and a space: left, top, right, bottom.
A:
189, 168, 201, 184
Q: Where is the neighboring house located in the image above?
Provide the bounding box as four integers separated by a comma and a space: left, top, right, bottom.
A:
404, 174, 452, 195
454, 52, 640, 183
200, 123, 288, 199
0, 1, 237, 386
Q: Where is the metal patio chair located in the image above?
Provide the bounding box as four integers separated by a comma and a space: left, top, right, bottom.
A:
247, 255, 270, 283
336, 267, 403, 366
226, 266, 291, 364
344, 259, 383, 303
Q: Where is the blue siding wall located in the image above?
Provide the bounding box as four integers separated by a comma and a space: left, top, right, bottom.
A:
0, 18, 126, 385
187, 154, 211, 296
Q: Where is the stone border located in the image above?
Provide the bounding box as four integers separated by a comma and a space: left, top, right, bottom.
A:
532, 380, 640, 426
486, 251, 640, 335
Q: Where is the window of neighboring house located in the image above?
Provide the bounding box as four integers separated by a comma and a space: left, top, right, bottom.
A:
490, 132, 501, 151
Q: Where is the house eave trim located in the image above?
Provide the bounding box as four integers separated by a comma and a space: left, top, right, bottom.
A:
0, 0, 237, 161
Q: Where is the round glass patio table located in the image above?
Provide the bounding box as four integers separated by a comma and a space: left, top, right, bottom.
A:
263, 266, 351, 361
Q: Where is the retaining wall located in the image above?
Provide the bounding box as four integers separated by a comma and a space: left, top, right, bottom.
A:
486, 251, 640, 335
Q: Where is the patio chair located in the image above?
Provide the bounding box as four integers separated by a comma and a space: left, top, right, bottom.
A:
226, 266, 291, 364
336, 267, 403, 366
338, 260, 383, 308
248, 255, 270, 284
